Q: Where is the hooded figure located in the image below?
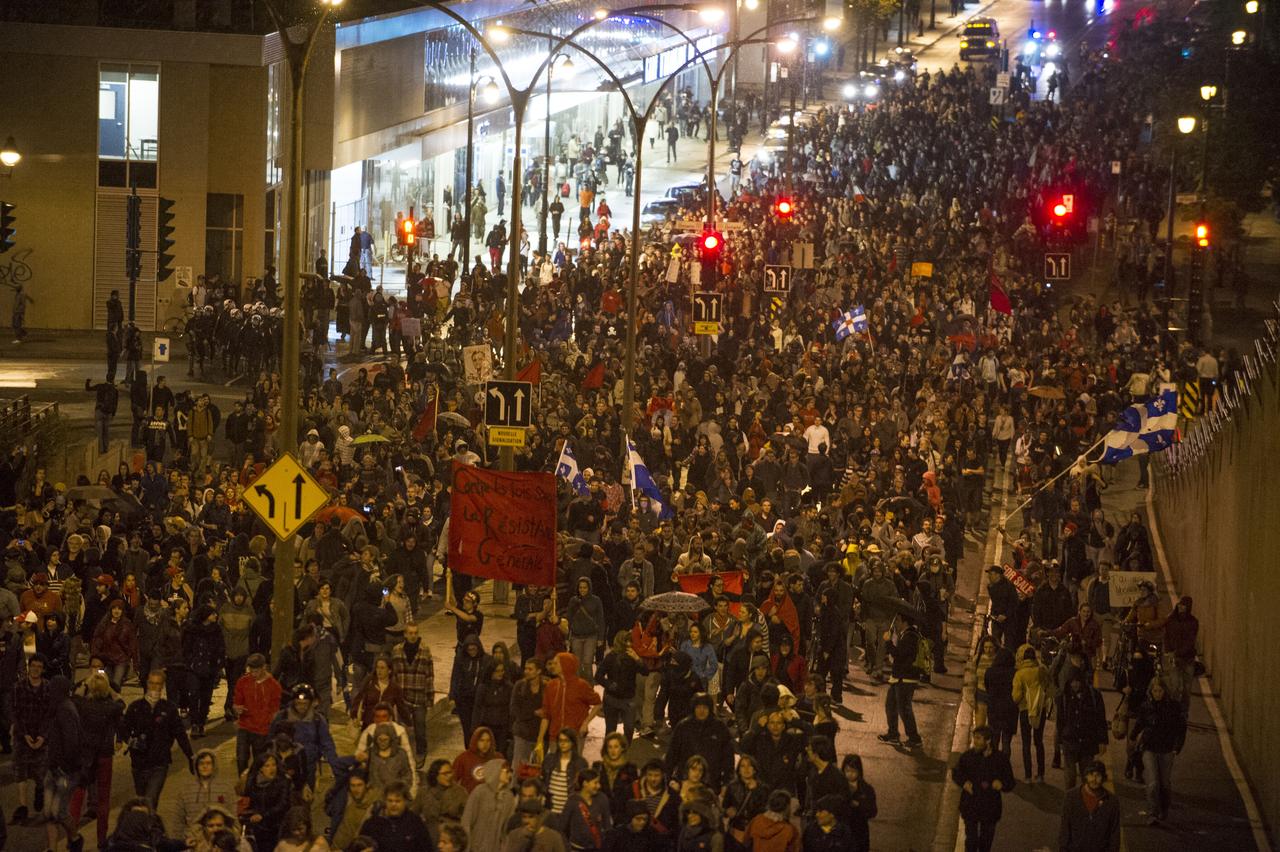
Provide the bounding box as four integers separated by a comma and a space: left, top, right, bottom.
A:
368, 722, 415, 796
449, 634, 487, 743
541, 651, 602, 743
175, 747, 238, 833
452, 725, 498, 793
461, 757, 515, 852
44, 675, 82, 777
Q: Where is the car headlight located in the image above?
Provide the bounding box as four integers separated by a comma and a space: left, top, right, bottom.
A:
1023, 42, 1037, 54
1046, 43, 1061, 57
842, 83, 857, 98
864, 84, 879, 98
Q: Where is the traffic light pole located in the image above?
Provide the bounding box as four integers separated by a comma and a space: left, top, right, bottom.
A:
463, 47, 477, 280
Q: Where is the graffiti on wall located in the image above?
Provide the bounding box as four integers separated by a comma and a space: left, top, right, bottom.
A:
0, 248, 34, 290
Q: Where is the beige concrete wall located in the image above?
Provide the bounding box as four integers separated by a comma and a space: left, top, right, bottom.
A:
0, 51, 100, 330
1153, 369, 1280, 843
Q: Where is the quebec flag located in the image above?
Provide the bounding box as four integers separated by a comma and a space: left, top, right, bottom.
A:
832, 305, 868, 342
555, 441, 589, 496
1100, 385, 1178, 464
626, 435, 674, 519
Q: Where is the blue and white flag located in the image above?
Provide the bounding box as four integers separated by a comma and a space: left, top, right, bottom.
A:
555, 441, 589, 496
1100, 385, 1178, 464
832, 305, 868, 342
626, 435, 674, 520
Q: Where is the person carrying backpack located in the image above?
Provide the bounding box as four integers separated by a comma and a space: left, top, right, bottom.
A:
878, 613, 924, 748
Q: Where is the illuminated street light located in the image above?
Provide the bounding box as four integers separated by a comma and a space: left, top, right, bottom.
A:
744, 0, 759, 8
1245, 0, 1258, 12
1231, 29, 1247, 44
1178, 115, 1197, 134
776, 36, 798, 53
822, 15, 843, 31
488, 23, 511, 42
1200, 84, 1218, 100
480, 78, 501, 104
0, 137, 21, 170
594, 7, 609, 19
699, 6, 727, 22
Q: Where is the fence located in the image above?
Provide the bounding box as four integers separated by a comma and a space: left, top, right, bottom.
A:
1152, 326, 1280, 844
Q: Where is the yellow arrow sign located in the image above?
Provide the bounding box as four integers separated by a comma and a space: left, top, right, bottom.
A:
241, 453, 331, 540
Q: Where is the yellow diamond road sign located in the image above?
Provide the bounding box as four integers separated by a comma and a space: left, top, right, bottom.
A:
242, 453, 331, 540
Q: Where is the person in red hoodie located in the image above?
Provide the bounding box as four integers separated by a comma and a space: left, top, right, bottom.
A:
533, 652, 601, 762
232, 653, 282, 774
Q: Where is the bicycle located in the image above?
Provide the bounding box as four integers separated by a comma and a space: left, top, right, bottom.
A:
160, 306, 192, 337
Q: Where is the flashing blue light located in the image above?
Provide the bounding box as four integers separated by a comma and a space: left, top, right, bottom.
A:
814, 40, 830, 56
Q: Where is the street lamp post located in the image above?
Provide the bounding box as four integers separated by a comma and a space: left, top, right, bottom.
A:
1163, 115, 1197, 335
261, 0, 342, 661
463, 47, 477, 279
539, 49, 574, 256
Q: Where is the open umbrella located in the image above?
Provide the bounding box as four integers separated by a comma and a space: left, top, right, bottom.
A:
100, 494, 146, 525
871, 596, 922, 622
639, 592, 710, 614
314, 505, 361, 525
424, 362, 453, 379
353, 433, 390, 445
66, 485, 118, 502
1028, 386, 1065, 400
438, 411, 471, 428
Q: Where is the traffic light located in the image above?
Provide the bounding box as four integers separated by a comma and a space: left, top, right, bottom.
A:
773, 197, 795, 221
156, 197, 176, 282
126, 193, 142, 279
0, 201, 15, 254
402, 215, 416, 247
699, 229, 723, 287
1194, 222, 1210, 248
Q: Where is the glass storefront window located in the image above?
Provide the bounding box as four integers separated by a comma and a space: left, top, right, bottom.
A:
98, 63, 160, 187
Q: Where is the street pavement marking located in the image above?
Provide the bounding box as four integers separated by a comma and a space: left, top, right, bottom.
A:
949, 461, 1009, 852
1146, 486, 1273, 852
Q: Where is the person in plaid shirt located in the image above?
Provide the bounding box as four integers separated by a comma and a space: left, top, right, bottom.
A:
11, 652, 51, 824
391, 621, 434, 768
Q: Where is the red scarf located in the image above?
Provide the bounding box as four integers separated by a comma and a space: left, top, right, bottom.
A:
1081, 784, 1103, 813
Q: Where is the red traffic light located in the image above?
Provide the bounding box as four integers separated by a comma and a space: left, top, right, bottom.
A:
402, 218, 416, 245
1194, 222, 1210, 247
701, 231, 722, 253
774, 197, 794, 219
1052, 202, 1068, 218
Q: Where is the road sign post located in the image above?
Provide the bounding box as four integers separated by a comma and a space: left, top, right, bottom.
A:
764, 264, 792, 293
241, 454, 331, 540
1044, 252, 1072, 280
484, 380, 533, 447
692, 291, 723, 335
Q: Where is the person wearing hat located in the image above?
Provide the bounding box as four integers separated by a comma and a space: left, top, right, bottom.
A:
601, 799, 659, 850
802, 794, 855, 851
733, 652, 778, 732
1031, 561, 1075, 634
231, 653, 282, 775
501, 795, 565, 852
19, 572, 62, 625
1058, 759, 1120, 851
81, 572, 119, 645
271, 683, 343, 792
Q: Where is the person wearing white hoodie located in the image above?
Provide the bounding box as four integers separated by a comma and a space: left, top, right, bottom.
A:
335, 424, 356, 468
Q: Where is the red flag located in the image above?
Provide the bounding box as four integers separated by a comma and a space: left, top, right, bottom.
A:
989, 273, 1013, 315
517, 359, 542, 385
581, 361, 606, 390
447, 462, 557, 586
676, 571, 746, 596
411, 389, 438, 442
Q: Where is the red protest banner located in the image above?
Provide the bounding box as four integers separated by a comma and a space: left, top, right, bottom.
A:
447, 462, 557, 586
1003, 562, 1036, 599
677, 571, 745, 596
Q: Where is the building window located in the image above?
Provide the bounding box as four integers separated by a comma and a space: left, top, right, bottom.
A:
266, 62, 283, 188
98, 64, 160, 188
206, 193, 245, 286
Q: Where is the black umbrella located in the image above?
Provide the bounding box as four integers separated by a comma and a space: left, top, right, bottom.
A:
872, 596, 922, 622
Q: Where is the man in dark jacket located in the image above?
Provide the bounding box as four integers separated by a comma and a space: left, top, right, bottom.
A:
732, 653, 777, 731
1032, 562, 1076, 633
361, 781, 431, 851
564, 577, 606, 684
1058, 760, 1121, 852
86, 378, 119, 454
121, 668, 194, 808
42, 675, 82, 852
878, 616, 923, 747
739, 708, 806, 794
664, 693, 733, 790
951, 726, 1016, 852
1057, 672, 1109, 789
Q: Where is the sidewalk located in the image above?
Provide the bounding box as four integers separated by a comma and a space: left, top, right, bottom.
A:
963, 462, 1267, 851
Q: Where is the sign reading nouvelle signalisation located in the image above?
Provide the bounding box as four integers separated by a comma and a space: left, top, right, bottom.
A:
692, 291, 723, 335
484, 380, 532, 447
242, 453, 331, 540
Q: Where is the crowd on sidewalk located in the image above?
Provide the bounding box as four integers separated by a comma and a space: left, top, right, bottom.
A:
0, 10, 1242, 852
